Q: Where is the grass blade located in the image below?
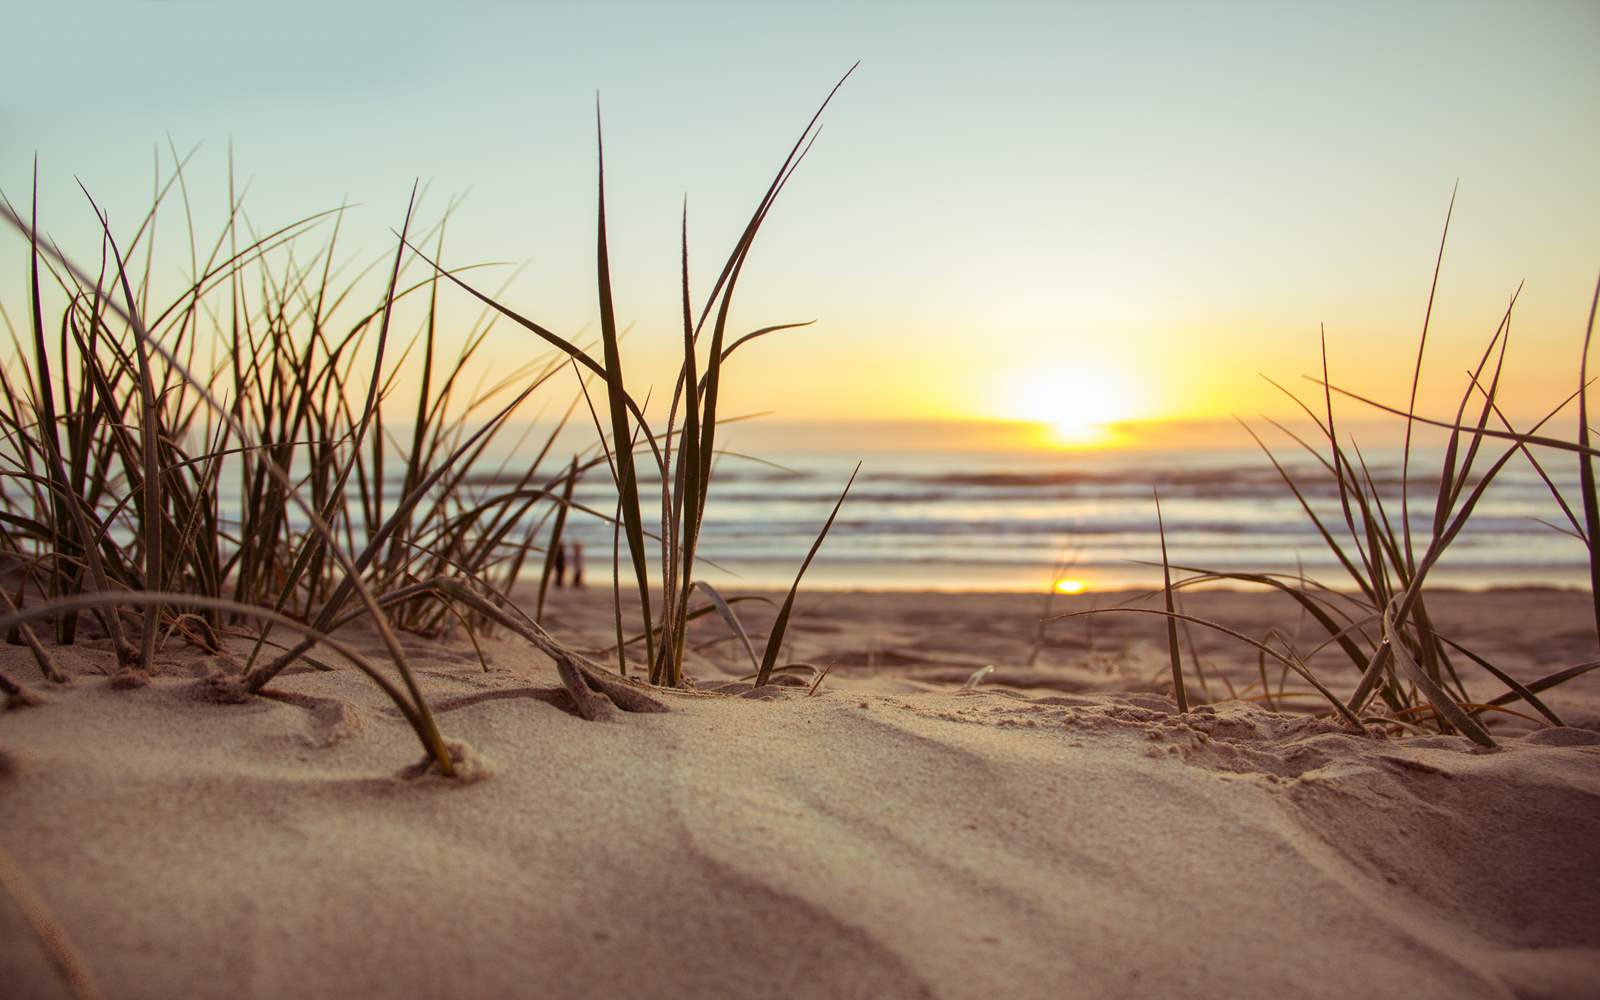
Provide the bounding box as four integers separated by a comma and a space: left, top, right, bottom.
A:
1381, 596, 1494, 747
755, 463, 858, 687
1154, 489, 1187, 712
693, 580, 760, 674
1577, 272, 1600, 644
593, 101, 656, 674
0, 843, 102, 1000
536, 459, 579, 620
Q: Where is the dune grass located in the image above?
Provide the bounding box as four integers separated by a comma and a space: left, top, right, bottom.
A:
0, 173, 562, 774
1055, 208, 1600, 741
8, 68, 1589, 767
403, 65, 860, 691
0, 69, 860, 775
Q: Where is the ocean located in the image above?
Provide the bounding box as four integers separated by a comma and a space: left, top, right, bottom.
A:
527, 445, 1593, 593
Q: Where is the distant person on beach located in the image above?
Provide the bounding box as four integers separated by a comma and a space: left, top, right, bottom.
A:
571, 542, 585, 588
553, 541, 567, 588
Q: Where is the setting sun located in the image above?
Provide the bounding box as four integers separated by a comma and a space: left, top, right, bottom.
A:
1054, 578, 1087, 595
999, 365, 1140, 447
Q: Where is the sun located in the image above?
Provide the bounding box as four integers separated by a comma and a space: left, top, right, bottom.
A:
999, 364, 1139, 447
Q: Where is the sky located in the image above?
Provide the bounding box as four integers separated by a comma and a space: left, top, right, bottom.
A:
3, 0, 1597, 451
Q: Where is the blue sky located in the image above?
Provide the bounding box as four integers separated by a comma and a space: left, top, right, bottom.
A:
4, 0, 1597, 445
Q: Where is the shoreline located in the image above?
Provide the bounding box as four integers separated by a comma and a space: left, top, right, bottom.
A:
532, 585, 1600, 728
602, 581, 1595, 596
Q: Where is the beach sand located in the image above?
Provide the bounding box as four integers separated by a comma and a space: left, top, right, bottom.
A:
2, 586, 1598, 999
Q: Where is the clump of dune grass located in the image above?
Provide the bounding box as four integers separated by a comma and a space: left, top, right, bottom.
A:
0, 71, 860, 774
0, 169, 573, 775
1057, 202, 1600, 742
405, 65, 862, 690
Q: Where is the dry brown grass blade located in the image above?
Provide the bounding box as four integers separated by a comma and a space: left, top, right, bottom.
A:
1576, 272, 1600, 643
0, 589, 429, 727
1435, 634, 1563, 727
1154, 490, 1187, 712
1051, 606, 1366, 730
1310, 379, 1600, 459
1400, 184, 1457, 573
1487, 658, 1600, 705
755, 463, 859, 688
692, 580, 761, 674
592, 104, 657, 674
1380, 595, 1494, 747
536, 459, 579, 620
1159, 563, 1375, 672
0, 586, 63, 683
0, 843, 102, 1000
423, 579, 667, 719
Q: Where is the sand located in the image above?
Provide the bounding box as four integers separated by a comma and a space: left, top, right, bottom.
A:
2, 586, 1598, 999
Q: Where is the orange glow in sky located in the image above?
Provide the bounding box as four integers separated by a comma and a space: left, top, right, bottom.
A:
4, 3, 1595, 454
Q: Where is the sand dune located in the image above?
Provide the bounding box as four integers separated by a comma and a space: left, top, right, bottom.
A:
2, 588, 1598, 999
